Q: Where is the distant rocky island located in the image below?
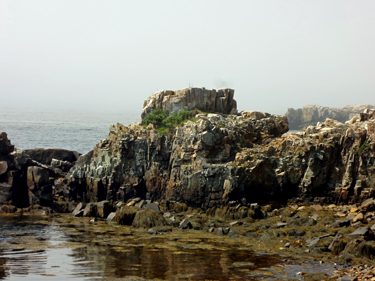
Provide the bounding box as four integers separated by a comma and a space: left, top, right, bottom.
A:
286, 104, 375, 130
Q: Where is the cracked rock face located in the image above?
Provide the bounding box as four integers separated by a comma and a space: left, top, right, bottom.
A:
141, 87, 237, 122
66, 89, 375, 209
66, 108, 288, 208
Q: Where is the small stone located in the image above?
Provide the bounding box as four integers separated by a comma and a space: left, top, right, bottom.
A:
179, 218, 192, 229
352, 212, 364, 223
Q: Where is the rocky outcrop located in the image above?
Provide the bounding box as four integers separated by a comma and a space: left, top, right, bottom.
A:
285, 104, 375, 130
141, 87, 237, 122
66, 88, 375, 209
0, 132, 81, 210
66, 105, 288, 208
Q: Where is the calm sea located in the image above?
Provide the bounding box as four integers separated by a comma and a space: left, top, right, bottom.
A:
0, 108, 140, 154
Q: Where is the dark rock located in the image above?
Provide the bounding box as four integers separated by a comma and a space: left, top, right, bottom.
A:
24, 148, 81, 165
115, 207, 139, 225
142, 202, 160, 213
287, 228, 306, 237
0, 132, 14, 155
0, 204, 16, 213
132, 209, 167, 228
332, 219, 351, 228
179, 218, 193, 229
50, 159, 73, 172
0, 182, 12, 204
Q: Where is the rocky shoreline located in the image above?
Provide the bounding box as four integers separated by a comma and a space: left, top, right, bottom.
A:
1, 87, 375, 279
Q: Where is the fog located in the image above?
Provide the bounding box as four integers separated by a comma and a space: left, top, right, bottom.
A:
1, 0, 374, 115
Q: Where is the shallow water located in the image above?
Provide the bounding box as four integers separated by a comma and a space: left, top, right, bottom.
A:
0, 215, 344, 280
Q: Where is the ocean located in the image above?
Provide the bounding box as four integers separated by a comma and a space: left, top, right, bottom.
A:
0, 108, 140, 154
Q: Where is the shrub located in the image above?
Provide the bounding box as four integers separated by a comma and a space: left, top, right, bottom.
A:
142, 109, 167, 127
143, 109, 194, 135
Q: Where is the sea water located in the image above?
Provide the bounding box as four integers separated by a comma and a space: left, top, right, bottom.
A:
0, 108, 140, 154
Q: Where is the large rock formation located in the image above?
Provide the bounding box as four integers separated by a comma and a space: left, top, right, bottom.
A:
0, 132, 81, 210
66, 89, 287, 208
66, 89, 375, 209
141, 87, 237, 122
286, 104, 375, 130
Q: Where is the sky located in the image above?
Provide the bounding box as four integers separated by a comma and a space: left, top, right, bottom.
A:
0, 0, 374, 115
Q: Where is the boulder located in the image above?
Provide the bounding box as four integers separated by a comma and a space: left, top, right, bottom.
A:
24, 148, 81, 165
114, 207, 139, 225
142, 202, 160, 213
106, 212, 116, 221
72, 202, 86, 217
348, 227, 374, 240
0, 132, 14, 156
96, 200, 111, 218
131, 209, 167, 228
27, 166, 49, 190
360, 198, 375, 212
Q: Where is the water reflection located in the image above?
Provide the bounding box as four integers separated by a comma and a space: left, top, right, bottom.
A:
0, 215, 312, 280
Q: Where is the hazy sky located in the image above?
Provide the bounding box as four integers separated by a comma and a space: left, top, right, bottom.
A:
1, 0, 374, 114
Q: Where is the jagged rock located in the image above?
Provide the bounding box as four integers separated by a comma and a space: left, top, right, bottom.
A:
0, 132, 14, 156
64, 88, 375, 209
131, 209, 167, 228
141, 87, 237, 122
286, 104, 375, 130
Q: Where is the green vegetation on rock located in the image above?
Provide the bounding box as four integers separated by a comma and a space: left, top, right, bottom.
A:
143, 109, 198, 134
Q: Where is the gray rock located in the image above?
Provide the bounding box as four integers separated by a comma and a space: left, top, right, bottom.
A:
106, 212, 116, 221
276, 222, 287, 228
142, 202, 160, 213
348, 226, 374, 240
